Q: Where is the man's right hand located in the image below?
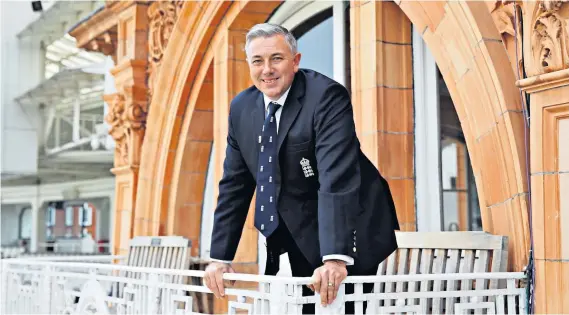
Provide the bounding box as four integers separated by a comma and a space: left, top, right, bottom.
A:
203, 262, 235, 298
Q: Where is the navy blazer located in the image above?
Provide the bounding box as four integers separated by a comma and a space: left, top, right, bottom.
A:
210, 69, 399, 273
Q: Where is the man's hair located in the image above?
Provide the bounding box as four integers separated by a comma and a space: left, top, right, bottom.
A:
245, 23, 297, 59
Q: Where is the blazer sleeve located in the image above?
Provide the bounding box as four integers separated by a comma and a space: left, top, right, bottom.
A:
210, 103, 256, 261
314, 82, 360, 260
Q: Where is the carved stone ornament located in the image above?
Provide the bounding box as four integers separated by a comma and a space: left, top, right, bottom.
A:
123, 101, 147, 131
148, 1, 183, 100
105, 93, 126, 142
105, 93, 147, 167
531, 0, 569, 74
491, 1, 525, 79
88, 31, 117, 62
492, 1, 516, 36
540, 0, 565, 12
105, 93, 128, 166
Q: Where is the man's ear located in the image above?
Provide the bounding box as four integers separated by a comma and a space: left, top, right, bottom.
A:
293, 53, 302, 72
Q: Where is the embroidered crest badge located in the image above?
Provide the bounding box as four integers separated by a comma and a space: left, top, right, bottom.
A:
300, 157, 314, 178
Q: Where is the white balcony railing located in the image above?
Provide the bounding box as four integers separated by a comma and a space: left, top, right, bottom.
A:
1, 256, 528, 314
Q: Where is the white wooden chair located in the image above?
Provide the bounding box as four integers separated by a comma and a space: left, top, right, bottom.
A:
112, 236, 192, 298
123, 236, 191, 270
375, 231, 509, 313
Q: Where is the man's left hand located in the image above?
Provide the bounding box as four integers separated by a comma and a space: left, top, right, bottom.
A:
308, 260, 348, 306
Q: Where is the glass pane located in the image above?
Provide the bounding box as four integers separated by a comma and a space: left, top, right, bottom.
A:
438, 69, 481, 231
46, 207, 56, 227
82, 203, 93, 226
295, 15, 333, 79
20, 208, 32, 239
65, 206, 74, 226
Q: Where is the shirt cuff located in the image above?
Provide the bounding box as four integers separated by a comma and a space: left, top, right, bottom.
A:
209, 258, 232, 264
323, 254, 354, 266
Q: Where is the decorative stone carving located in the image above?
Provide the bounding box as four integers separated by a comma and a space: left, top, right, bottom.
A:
491, 1, 524, 78
540, 0, 565, 12
104, 93, 147, 167
104, 93, 128, 166
530, 0, 569, 74
492, 2, 516, 36
147, 1, 184, 100
88, 31, 117, 62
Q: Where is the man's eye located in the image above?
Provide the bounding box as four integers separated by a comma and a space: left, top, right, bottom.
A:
272, 57, 283, 61
252, 60, 261, 65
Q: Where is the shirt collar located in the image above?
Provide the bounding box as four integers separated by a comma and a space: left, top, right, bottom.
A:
263, 85, 292, 111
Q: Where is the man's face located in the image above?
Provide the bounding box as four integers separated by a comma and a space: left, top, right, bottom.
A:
247, 34, 301, 100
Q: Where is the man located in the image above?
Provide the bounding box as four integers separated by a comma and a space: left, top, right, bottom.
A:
204, 23, 400, 312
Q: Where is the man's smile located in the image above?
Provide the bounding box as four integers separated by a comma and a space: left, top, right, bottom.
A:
262, 78, 279, 84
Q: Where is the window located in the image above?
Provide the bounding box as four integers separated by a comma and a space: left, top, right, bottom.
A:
19, 207, 32, 239
78, 203, 93, 227
268, 1, 349, 88
46, 206, 56, 227
65, 206, 74, 227
438, 69, 482, 231
413, 27, 481, 232
293, 10, 334, 80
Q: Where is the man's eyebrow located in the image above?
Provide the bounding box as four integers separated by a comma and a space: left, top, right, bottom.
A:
250, 52, 285, 59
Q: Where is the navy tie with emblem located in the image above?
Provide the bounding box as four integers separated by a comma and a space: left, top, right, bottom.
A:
255, 101, 281, 238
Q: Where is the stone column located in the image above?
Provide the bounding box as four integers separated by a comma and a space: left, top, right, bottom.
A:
350, 1, 416, 231
104, 2, 149, 256
29, 200, 40, 253
211, 4, 275, 312
213, 27, 259, 266
517, 1, 569, 312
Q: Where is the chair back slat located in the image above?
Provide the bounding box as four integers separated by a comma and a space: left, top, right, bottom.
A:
374, 232, 509, 313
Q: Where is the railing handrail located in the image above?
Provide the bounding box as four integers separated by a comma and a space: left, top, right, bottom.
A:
2, 255, 124, 261
2, 257, 525, 285
2, 257, 528, 314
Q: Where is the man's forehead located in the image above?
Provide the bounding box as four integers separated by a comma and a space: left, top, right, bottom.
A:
249, 36, 290, 54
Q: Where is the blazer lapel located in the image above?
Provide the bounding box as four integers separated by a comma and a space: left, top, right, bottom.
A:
276, 72, 306, 154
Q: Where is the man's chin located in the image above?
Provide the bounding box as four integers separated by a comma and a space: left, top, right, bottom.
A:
262, 89, 282, 99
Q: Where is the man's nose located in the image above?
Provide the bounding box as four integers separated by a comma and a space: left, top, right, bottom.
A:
262, 61, 273, 75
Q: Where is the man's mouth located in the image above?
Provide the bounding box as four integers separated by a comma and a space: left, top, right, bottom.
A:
262, 78, 279, 84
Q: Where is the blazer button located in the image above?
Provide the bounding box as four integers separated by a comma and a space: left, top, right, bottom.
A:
353, 247, 357, 253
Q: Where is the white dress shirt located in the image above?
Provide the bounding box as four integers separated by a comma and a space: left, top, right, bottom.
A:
212, 86, 354, 266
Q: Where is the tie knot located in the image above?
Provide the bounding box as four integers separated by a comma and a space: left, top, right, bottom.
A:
268, 102, 281, 116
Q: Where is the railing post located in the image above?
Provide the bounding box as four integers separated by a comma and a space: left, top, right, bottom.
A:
289, 284, 303, 314
147, 273, 160, 314
1, 261, 7, 315
42, 266, 53, 314
315, 284, 345, 314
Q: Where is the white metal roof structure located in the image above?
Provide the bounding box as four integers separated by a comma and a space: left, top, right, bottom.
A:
5, 0, 114, 186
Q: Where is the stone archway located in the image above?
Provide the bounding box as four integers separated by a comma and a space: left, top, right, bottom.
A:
397, 1, 530, 271
133, 1, 281, 258
137, 0, 529, 271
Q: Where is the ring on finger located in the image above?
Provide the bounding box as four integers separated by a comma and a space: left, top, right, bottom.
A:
328, 282, 334, 287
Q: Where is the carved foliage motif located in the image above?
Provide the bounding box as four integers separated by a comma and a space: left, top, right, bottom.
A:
105, 93, 147, 167
531, 0, 569, 74
147, 1, 183, 100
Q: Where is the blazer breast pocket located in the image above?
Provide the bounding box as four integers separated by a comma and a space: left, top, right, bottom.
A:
282, 144, 318, 196
286, 140, 311, 153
